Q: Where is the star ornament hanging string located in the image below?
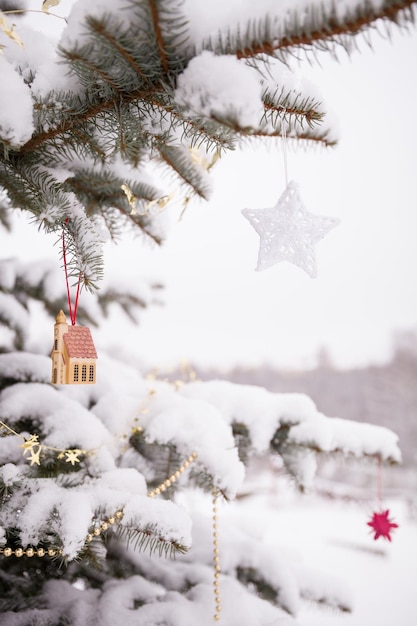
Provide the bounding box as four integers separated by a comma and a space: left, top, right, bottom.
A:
242, 181, 339, 278
366, 457, 399, 542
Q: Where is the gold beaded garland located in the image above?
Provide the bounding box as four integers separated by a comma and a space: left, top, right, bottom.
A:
146, 452, 198, 498
0, 448, 223, 623
0, 453, 199, 561
0, 545, 62, 558
80, 454, 199, 550
0, 378, 204, 561
212, 487, 222, 621
0, 382, 202, 562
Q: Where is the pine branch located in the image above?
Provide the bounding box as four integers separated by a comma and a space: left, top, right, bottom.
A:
0, 162, 41, 214
262, 87, 325, 130
144, 0, 190, 74
202, 0, 417, 59
0, 209, 11, 231
19, 3, 189, 159
23, 88, 233, 166
179, 115, 237, 152
299, 586, 352, 613
62, 45, 124, 93
270, 423, 400, 465
19, 88, 154, 156
0, 295, 28, 351
1, 0, 412, 290
0, 569, 45, 613
63, 168, 163, 242
148, 0, 170, 75
114, 105, 149, 166
0, 258, 160, 351
149, 95, 237, 152
157, 143, 211, 198
116, 522, 188, 558
129, 431, 183, 481
97, 288, 151, 323
109, 200, 164, 245
210, 114, 336, 148
0, 198, 12, 232
85, 15, 149, 81
237, 566, 294, 615
252, 129, 336, 147
231, 422, 251, 464
237, 565, 352, 615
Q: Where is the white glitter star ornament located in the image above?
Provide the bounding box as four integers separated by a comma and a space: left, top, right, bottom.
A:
242, 180, 339, 278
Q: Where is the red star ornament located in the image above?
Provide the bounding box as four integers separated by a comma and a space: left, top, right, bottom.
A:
367, 509, 398, 541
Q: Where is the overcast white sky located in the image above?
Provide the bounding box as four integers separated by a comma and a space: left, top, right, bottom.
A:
99, 24, 417, 372
5, 2, 417, 372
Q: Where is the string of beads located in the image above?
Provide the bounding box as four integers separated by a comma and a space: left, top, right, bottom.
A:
0, 546, 61, 558
0, 452, 198, 558
0, 449, 222, 622
212, 487, 222, 621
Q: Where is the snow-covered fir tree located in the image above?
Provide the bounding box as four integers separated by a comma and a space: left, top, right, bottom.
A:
0, 1, 412, 624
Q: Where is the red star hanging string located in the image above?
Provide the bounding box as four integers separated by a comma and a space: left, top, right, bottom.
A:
366, 457, 398, 541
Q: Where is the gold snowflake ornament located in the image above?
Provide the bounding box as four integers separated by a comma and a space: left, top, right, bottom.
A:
27, 447, 42, 466
64, 449, 82, 465
19, 434, 40, 455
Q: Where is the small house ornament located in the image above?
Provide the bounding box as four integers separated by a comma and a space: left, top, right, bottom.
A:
51, 310, 97, 384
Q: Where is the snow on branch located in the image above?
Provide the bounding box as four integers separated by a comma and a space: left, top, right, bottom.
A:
1, 0, 362, 283
196, 0, 417, 60
180, 380, 401, 464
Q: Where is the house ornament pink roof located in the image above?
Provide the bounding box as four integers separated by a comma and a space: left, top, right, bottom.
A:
63, 325, 98, 359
